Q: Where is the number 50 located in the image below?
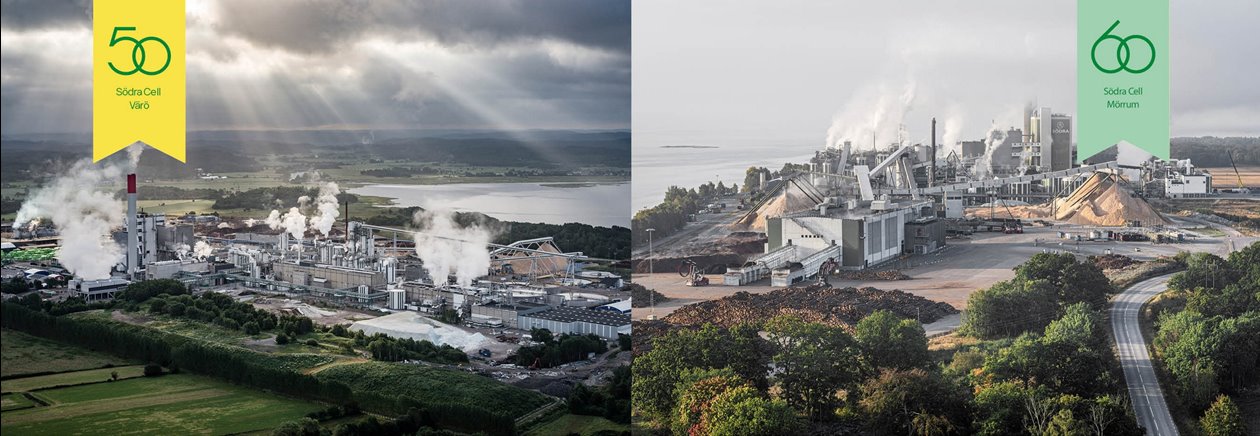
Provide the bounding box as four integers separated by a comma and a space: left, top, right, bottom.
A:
107, 26, 171, 76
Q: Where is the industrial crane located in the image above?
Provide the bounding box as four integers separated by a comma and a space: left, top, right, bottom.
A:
1227, 150, 1250, 194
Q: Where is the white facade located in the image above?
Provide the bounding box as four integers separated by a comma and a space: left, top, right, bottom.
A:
1165, 174, 1211, 198
71, 278, 131, 302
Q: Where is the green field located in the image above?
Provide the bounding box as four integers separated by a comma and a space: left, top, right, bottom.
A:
1, 393, 38, 412
1, 329, 135, 378
2, 366, 146, 394
79, 310, 343, 372
526, 414, 628, 436
0, 373, 324, 435
315, 361, 549, 419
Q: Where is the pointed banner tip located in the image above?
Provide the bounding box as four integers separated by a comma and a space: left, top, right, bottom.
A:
92, 140, 186, 163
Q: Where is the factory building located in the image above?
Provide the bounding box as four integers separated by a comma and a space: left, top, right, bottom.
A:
593, 299, 631, 315
70, 278, 131, 302
1025, 107, 1074, 172
1165, 173, 1212, 198
147, 260, 209, 279
768, 202, 920, 270
904, 217, 946, 254
518, 306, 631, 340
273, 261, 385, 290
472, 301, 549, 329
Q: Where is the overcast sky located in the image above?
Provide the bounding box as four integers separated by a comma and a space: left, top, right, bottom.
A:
633, 0, 1260, 151
0, 0, 630, 135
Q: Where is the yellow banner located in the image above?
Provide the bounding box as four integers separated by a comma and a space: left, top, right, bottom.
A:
93, 0, 185, 162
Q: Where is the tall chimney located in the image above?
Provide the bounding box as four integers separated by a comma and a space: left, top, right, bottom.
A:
127, 173, 138, 279
930, 118, 937, 187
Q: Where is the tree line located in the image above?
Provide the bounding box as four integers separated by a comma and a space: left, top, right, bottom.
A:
513, 328, 607, 369
633, 253, 1145, 435
1153, 243, 1258, 435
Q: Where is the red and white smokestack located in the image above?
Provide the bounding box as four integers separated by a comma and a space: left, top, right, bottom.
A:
127, 174, 138, 279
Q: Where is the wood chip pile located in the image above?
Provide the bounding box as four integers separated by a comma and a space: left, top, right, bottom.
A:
833, 269, 911, 281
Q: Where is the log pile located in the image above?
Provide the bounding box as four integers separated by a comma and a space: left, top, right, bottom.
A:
833, 269, 911, 281
662, 285, 958, 330
1092, 254, 1137, 270
627, 284, 669, 308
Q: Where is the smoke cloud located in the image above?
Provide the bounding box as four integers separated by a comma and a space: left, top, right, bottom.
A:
193, 241, 214, 259
411, 210, 493, 288
309, 182, 341, 237
973, 123, 1005, 179
12, 158, 133, 280
266, 207, 309, 240
825, 80, 918, 151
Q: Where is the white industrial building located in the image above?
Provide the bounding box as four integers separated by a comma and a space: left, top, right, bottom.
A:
70, 277, 131, 302
518, 306, 630, 340
1164, 173, 1212, 198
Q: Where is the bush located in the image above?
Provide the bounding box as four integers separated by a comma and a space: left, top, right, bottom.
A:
276, 333, 290, 345
306, 339, 320, 347
144, 363, 164, 377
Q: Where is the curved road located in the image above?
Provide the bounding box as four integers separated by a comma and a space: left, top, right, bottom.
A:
1111, 274, 1179, 436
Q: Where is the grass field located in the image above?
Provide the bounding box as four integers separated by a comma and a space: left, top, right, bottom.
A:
0, 329, 135, 378
525, 414, 629, 436
0, 373, 324, 435
315, 361, 550, 419
1, 393, 38, 412
1, 365, 146, 394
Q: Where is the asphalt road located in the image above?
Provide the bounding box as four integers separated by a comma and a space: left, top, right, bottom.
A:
1111, 274, 1179, 436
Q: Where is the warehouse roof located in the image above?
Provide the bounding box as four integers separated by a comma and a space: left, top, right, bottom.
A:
522, 306, 631, 327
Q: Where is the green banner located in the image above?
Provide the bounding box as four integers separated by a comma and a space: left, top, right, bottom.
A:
1077, 0, 1169, 160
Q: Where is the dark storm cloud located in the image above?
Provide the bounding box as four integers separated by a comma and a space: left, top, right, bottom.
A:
0, 0, 89, 30
213, 0, 630, 55
1, 0, 631, 134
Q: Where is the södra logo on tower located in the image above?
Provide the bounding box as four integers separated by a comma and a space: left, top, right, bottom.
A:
1090, 20, 1155, 74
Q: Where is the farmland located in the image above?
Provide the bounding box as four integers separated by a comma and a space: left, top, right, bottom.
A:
0, 329, 134, 378
525, 414, 628, 436
315, 361, 550, 419
1, 365, 145, 393
1, 372, 323, 435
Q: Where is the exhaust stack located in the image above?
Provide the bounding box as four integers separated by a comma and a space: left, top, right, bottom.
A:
127, 173, 138, 279
930, 118, 937, 187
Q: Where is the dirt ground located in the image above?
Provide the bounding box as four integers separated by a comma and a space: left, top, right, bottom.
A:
246, 295, 379, 326
632, 195, 749, 260
632, 223, 1236, 321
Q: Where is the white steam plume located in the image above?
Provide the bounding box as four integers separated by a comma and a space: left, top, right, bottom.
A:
266, 207, 308, 239
175, 243, 191, 260
973, 122, 1004, 179
12, 154, 143, 279
825, 80, 918, 151
939, 105, 965, 157
411, 210, 493, 288
309, 182, 341, 237
193, 241, 213, 259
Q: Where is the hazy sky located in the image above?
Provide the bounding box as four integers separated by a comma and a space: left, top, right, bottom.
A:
0, 0, 630, 134
633, 0, 1260, 151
